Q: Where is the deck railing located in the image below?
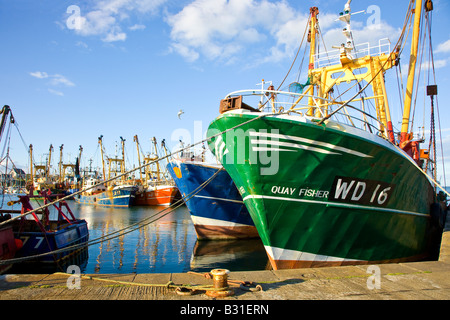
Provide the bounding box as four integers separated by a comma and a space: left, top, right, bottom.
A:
313, 38, 391, 69
223, 89, 386, 137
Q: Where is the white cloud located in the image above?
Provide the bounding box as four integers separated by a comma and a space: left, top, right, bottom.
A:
169, 43, 199, 63
436, 39, 450, 53
75, 10, 117, 37
30, 71, 75, 96
421, 59, 448, 70
50, 74, 75, 87
30, 71, 49, 79
31, 71, 74, 86
66, 0, 166, 42
48, 89, 64, 96
76, 41, 89, 49
102, 26, 127, 42
165, 1, 401, 66
166, 0, 298, 63
129, 24, 146, 31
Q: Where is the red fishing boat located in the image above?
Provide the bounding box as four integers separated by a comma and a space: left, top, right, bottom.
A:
133, 136, 179, 206
0, 105, 19, 273
134, 184, 179, 206
0, 221, 18, 274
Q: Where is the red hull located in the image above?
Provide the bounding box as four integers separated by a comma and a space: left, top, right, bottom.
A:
134, 186, 179, 206
0, 226, 17, 274
194, 224, 259, 240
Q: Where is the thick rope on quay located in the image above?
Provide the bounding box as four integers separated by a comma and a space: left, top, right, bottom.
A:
52, 269, 263, 297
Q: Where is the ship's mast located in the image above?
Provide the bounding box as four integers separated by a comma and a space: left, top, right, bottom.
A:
98, 135, 106, 181
306, 6, 319, 116
150, 137, 161, 183
47, 144, 53, 177
120, 136, 126, 183
78, 145, 83, 160
304, 1, 398, 141
59, 144, 63, 183
0, 105, 11, 140
400, 0, 423, 147
29, 144, 33, 185
133, 135, 143, 182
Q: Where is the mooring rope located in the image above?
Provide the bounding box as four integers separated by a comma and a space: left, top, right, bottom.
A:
0, 112, 267, 229
0, 110, 268, 265
0, 166, 225, 265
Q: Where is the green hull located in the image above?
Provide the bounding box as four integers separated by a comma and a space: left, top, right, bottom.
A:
207, 111, 443, 269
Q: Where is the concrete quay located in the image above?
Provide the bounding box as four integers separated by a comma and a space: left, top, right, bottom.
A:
1, 218, 450, 302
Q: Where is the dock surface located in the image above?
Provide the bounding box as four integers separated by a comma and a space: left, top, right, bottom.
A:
1, 215, 450, 301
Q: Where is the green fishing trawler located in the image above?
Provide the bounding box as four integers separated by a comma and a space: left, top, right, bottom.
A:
207, 0, 448, 269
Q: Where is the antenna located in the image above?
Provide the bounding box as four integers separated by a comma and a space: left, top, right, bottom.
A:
333, 1, 365, 59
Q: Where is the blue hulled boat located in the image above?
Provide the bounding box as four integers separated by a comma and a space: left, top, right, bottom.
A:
6, 192, 89, 265
74, 135, 138, 208
74, 177, 137, 208
167, 156, 258, 240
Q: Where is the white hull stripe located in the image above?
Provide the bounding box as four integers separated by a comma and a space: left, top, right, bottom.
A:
264, 245, 362, 263
252, 139, 340, 155
250, 131, 373, 158
191, 215, 251, 227
243, 194, 428, 218
93, 194, 135, 201
252, 147, 296, 152
193, 195, 244, 204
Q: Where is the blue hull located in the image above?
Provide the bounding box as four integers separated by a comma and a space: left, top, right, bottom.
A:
167, 160, 258, 240
74, 186, 137, 207
14, 220, 89, 264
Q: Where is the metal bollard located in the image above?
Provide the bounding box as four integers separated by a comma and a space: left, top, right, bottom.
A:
206, 269, 234, 298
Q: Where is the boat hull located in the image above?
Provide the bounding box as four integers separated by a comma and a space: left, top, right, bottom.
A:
167, 160, 258, 240
13, 220, 89, 264
207, 111, 443, 269
134, 186, 179, 206
74, 186, 137, 207
0, 226, 17, 274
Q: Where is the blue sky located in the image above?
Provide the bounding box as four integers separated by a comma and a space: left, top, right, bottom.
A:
1, 0, 450, 185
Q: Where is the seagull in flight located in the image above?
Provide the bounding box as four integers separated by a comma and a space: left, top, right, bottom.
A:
177, 109, 184, 119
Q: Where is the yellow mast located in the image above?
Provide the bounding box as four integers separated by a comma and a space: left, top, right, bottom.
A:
150, 137, 160, 183
400, 0, 423, 146
106, 139, 124, 183
59, 144, 63, 183
78, 145, 83, 167
306, 6, 319, 116
133, 135, 143, 182
120, 137, 126, 183
305, 1, 397, 141
98, 135, 106, 181
47, 144, 53, 177
29, 144, 33, 185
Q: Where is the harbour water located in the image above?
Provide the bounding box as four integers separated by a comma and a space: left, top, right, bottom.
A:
3, 196, 269, 274
4, 187, 449, 274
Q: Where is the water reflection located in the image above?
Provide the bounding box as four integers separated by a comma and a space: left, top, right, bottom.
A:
4, 198, 268, 274
191, 239, 271, 272
74, 203, 198, 274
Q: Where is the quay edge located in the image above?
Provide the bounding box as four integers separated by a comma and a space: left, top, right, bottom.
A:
0, 211, 449, 301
